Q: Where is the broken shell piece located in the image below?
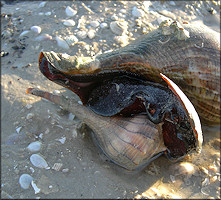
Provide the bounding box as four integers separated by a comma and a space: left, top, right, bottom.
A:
65, 6, 77, 17
31, 180, 41, 194
25, 104, 32, 109
72, 129, 77, 138
19, 30, 29, 38
68, 113, 75, 121
27, 141, 42, 153
52, 163, 63, 171
30, 154, 49, 169
132, 6, 145, 18
19, 174, 34, 189
31, 26, 41, 34
26, 113, 34, 120
63, 19, 76, 27
35, 33, 52, 41
38, 2, 46, 8
55, 36, 69, 50
100, 22, 108, 29
110, 20, 128, 35
77, 30, 87, 39
87, 29, 96, 39
90, 20, 100, 28
56, 136, 66, 144
16, 127, 22, 134
64, 35, 78, 46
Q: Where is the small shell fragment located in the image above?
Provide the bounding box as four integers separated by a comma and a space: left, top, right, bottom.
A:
30, 154, 49, 169
38, 2, 46, 8
77, 30, 87, 39
87, 29, 96, 39
56, 136, 66, 144
63, 19, 76, 27
19, 174, 34, 189
110, 20, 128, 35
52, 163, 63, 171
26, 113, 34, 120
25, 104, 32, 109
55, 36, 69, 50
31, 181, 41, 194
19, 30, 29, 38
27, 141, 42, 153
45, 11, 51, 16
30, 26, 41, 34
90, 20, 100, 28
64, 35, 78, 46
132, 6, 145, 18
72, 129, 77, 138
65, 6, 77, 17
100, 22, 108, 29
35, 34, 52, 41
68, 113, 75, 121
16, 127, 22, 134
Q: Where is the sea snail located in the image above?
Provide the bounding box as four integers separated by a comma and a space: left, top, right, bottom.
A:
27, 20, 220, 171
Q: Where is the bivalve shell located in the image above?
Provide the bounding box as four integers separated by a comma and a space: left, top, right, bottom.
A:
30, 154, 49, 169
65, 6, 77, 17
64, 35, 78, 46
27, 141, 42, 153
87, 29, 96, 39
19, 174, 34, 189
35, 33, 52, 41
90, 20, 100, 28
77, 30, 87, 39
55, 36, 69, 50
63, 19, 76, 27
31, 26, 41, 34
132, 6, 145, 18
110, 20, 128, 35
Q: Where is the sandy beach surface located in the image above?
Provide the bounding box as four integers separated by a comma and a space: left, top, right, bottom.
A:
1, 1, 220, 199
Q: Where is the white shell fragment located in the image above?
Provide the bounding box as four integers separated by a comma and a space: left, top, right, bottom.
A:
52, 163, 63, 171
38, 2, 46, 8
65, 6, 77, 17
90, 20, 100, 28
100, 22, 108, 29
19, 174, 34, 189
55, 36, 69, 49
110, 20, 128, 35
35, 33, 52, 41
16, 127, 22, 134
77, 30, 87, 39
31, 26, 41, 34
63, 19, 76, 27
26, 113, 34, 120
19, 30, 30, 38
45, 11, 51, 16
27, 141, 42, 153
87, 29, 96, 39
68, 113, 75, 121
64, 35, 78, 46
31, 181, 41, 194
72, 129, 77, 138
30, 154, 49, 169
56, 136, 66, 144
132, 6, 145, 18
